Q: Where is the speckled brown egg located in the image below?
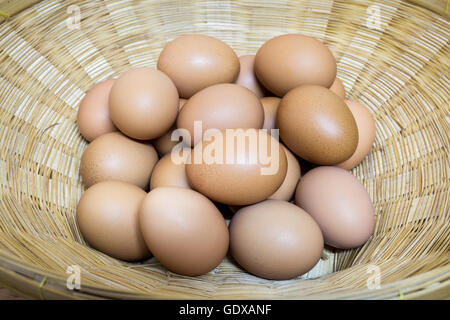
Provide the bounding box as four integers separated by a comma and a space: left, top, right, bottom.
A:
329, 77, 346, 99
150, 152, 190, 189
76, 181, 150, 261
186, 129, 287, 205
157, 34, 240, 98
80, 132, 158, 189
337, 100, 376, 170
268, 146, 301, 201
255, 34, 337, 96
77, 79, 117, 142
139, 187, 229, 276
260, 97, 281, 132
235, 55, 267, 98
109, 67, 179, 140
277, 85, 358, 165
177, 84, 264, 146
229, 200, 323, 280
152, 99, 187, 156
295, 166, 376, 249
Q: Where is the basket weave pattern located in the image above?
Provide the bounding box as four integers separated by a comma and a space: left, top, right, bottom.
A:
0, 0, 448, 299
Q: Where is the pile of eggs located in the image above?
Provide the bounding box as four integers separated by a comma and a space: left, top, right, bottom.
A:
76, 33, 376, 280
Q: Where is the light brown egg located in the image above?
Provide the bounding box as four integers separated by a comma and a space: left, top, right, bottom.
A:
276, 85, 358, 165
235, 55, 267, 98
337, 100, 376, 170
177, 83, 264, 146
77, 79, 117, 141
150, 152, 190, 189
109, 67, 179, 140
157, 34, 240, 98
80, 132, 158, 189
76, 181, 150, 261
260, 97, 281, 132
268, 146, 301, 201
255, 34, 337, 97
186, 129, 287, 205
139, 187, 229, 276
229, 200, 323, 280
295, 166, 376, 249
153, 99, 187, 156
329, 77, 346, 99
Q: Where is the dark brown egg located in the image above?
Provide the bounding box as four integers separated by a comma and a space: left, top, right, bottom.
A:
276, 85, 358, 165
186, 129, 287, 205
255, 34, 337, 96
157, 34, 240, 98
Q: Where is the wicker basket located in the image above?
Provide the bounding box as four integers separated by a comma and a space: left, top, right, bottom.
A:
0, 0, 448, 300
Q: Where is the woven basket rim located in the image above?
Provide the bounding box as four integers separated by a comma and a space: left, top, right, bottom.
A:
1, 253, 449, 299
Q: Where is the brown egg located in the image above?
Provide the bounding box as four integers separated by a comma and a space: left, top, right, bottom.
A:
329, 77, 346, 99
177, 84, 264, 146
150, 152, 190, 189
152, 99, 187, 156
76, 181, 150, 261
109, 67, 179, 140
229, 200, 323, 280
337, 100, 376, 170
80, 132, 158, 189
277, 85, 358, 165
77, 79, 117, 141
157, 34, 240, 98
235, 55, 267, 98
186, 129, 287, 205
139, 187, 229, 276
255, 34, 337, 97
295, 166, 376, 249
260, 97, 281, 132
268, 146, 301, 201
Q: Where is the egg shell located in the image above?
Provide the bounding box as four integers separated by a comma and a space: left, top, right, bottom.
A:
139, 187, 229, 276
157, 34, 240, 98
337, 100, 376, 170
295, 166, 376, 249
268, 146, 301, 201
152, 99, 187, 156
177, 83, 264, 146
109, 67, 179, 140
76, 181, 150, 261
80, 132, 158, 189
276, 85, 358, 165
255, 34, 337, 97
229, 200, 324, 280
329, 77, 346, 99
77, 79, 117, 142
150, 152, 190, 189
235, 55, 267, 98
260, 97, 281, 132
186, 129, 287, 205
